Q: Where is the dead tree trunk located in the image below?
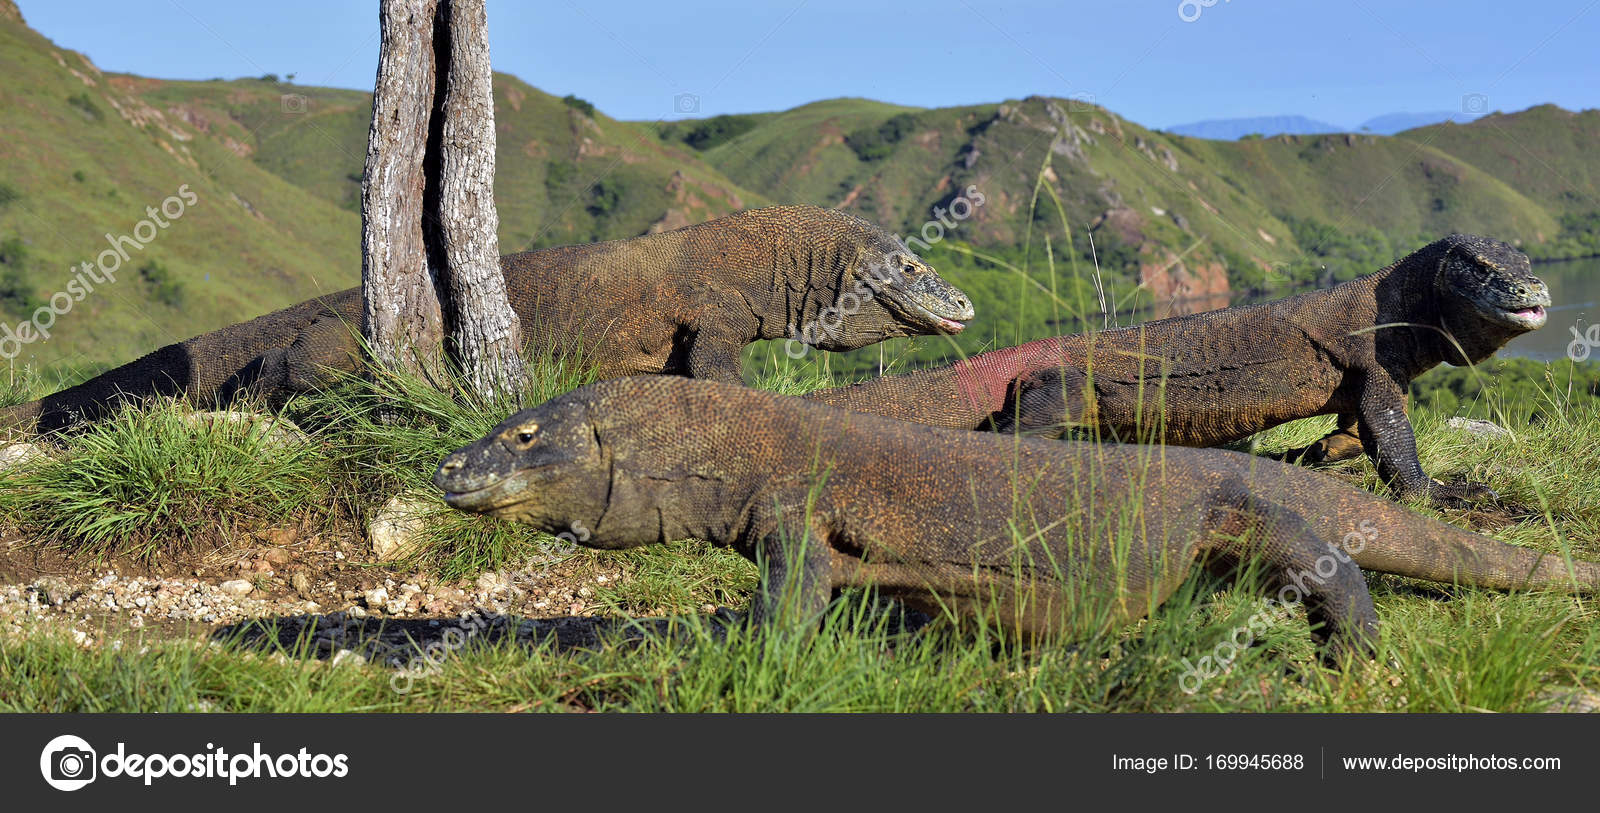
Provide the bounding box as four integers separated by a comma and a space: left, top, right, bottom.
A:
362, 0, 443, 380
430, 0, 527, 397
361, 0, 527, 398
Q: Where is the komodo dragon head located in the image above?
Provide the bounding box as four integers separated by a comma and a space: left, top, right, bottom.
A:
1430, 234, 1550, 364
850, 242, 976, 339
434, 393, 610, 542
786, 209, 976, 348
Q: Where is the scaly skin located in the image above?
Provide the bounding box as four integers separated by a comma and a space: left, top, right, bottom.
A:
804, 234, 1550, 507
433, 378, 1600, 656
1, 206, 973, 435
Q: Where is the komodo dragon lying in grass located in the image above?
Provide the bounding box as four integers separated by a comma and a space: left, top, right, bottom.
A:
435, 377, 1600, 658
1, 206, 973, 435
804, 234, 1549, 508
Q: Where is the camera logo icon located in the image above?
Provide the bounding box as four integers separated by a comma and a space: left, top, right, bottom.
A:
40, 734, 97, 791
673, 92, 700, 115
281, 93, 309, 114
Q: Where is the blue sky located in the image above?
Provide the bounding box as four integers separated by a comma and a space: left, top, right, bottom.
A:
16, 0, 1600, 128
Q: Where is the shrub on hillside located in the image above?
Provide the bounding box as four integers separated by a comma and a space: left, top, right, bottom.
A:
845, 113, 920, 162
562, 94, 596, 118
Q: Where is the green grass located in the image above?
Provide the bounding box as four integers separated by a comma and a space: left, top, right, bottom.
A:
0, 399, 331, 560
1, 347, 1597, 711
5, 566, 1595, 712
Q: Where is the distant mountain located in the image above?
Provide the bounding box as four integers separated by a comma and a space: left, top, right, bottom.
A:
1165, 115, 1344, 140
1166, 111, 1484, 140
1358, 111, 1479, 135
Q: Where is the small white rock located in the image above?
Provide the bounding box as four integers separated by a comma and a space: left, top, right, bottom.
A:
369, 495, 431, 561
218, 579, 254, 597
1446, 417, 1512, 440
330, 649, 365, 667
184, 411, 310, 450
0, 442, 48, 474
364, 587, 389, 609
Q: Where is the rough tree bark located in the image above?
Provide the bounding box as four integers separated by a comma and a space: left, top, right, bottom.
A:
430, 0, 527, 397
361, 0, 527, 398
362, 0, 443, 379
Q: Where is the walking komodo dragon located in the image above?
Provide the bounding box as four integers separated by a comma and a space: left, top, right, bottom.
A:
1, 205, 974, 435
435, 377, 1600, 658
804, 234, 1550, 507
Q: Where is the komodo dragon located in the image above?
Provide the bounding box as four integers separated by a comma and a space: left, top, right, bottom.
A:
434, 377, 1600, 657
1, 205, 973, 435
804, 234, 1549, 507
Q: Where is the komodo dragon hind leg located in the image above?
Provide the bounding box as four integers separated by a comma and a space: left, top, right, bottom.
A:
1280, 413, 1364, 465
1208, 495, 1380, 664
988, 367, 1094, 439
216, 314, 362, 407
748, 526, 835, 630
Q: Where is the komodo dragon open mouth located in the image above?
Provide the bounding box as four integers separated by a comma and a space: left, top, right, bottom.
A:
1473, 291, 1550, 331
882, 271, 976, 334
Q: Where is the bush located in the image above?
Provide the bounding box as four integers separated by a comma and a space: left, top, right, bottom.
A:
845, 113, 920, 162
65, 93, 103, 122
544, 160, 576, 195
586, 180, 621, 218
562, 94, 596, 118
138, 259, 185, 307
675, 115, 759, 151
0, 183, 18, 208
0, 236, 39, 314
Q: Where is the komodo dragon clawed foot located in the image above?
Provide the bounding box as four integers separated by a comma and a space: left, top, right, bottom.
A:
1279, 423, 1365, 467
1419, 479, 1500, 510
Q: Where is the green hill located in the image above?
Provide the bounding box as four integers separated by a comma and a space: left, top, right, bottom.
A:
3, 0, 1597, 381
0, 5, 360, 378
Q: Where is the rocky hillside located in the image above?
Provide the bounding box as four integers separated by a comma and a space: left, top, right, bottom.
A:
1, 1, 1596, 376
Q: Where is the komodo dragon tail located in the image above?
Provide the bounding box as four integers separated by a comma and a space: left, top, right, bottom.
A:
0, 292, 362, 437
1298, 488, 1600, 592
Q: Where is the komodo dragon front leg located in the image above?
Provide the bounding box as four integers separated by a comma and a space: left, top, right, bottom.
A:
682, 325, 750, 383
1355, 373, 1494, 507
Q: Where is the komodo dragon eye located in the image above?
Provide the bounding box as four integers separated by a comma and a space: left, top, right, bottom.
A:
902, 263, 919, 276
509, 423, 539, 445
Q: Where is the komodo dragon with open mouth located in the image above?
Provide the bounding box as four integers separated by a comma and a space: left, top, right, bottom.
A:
1, 205, 973, 435
435, 377, 1600, 658
804, 234, 1549, 507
